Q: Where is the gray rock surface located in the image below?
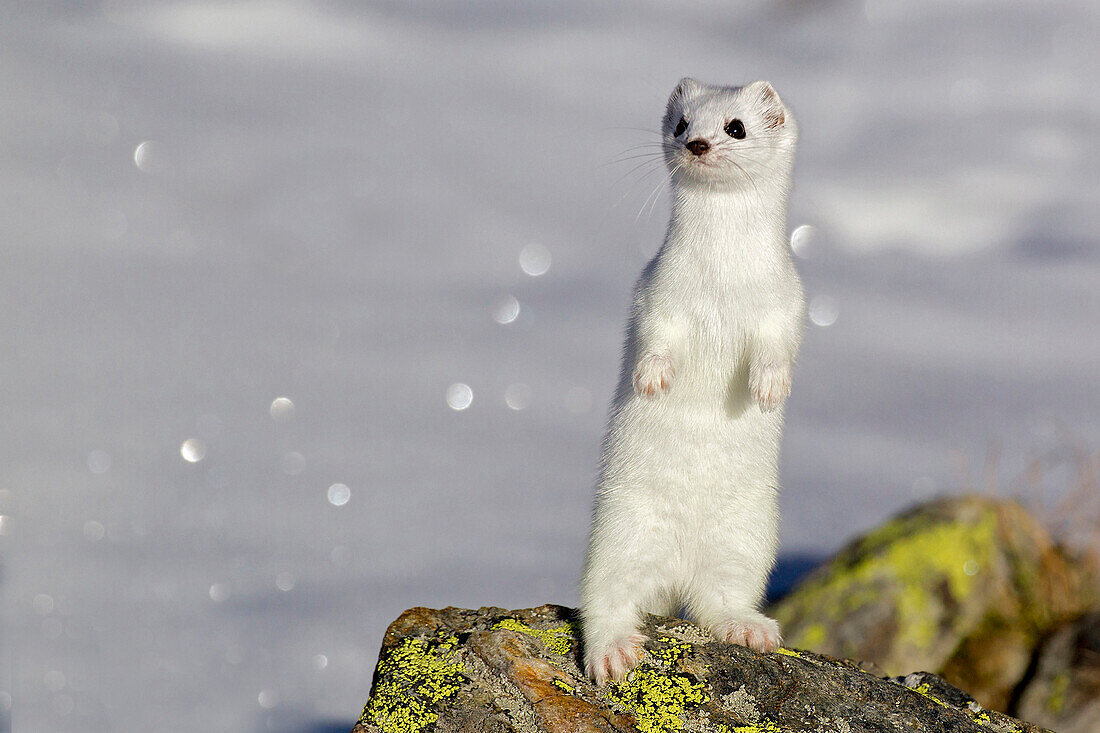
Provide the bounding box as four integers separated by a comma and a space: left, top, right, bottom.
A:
351, 604, 1051, 733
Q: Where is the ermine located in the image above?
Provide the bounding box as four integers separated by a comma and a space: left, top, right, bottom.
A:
581, 78, 804, 684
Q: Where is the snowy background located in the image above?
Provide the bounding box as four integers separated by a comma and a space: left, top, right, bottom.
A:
3, 1, 1099, 731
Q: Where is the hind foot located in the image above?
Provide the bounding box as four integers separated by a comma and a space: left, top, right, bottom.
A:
712, 614, 781, 653
585, 633, 648, 685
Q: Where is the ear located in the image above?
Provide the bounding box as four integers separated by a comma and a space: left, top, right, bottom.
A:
672, 77, 706, 100
746, 80, 786, 128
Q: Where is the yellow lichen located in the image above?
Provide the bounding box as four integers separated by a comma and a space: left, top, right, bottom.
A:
910, 682, 952, 709
800, 623, 827, 648
652, 636, 693, 665
772, 646, 823, 666
607, 669, 708, 733
777, 511, 998, 655
905, 684, 1021, 732
361, 636, 465, 733
728, 723, 785, 733
551, 677, 575, 693
493, 618, 577, 655
1046, 671, 1070, 714
605, 636, 708, 733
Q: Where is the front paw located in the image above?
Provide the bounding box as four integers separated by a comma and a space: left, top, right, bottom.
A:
633, 354, 674, 398
751, 363, 791, 412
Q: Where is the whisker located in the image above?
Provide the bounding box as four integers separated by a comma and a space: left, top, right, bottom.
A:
603, 126, 666, 137
610, 158, 671, 210
601, 152, 668, 168
727, 159, 760, 197
611, 156, 668, 188
607, 145, 668, 159
636, 164, 677, 223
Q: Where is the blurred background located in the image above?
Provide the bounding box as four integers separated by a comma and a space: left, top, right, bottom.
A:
3, 1, 1098, 731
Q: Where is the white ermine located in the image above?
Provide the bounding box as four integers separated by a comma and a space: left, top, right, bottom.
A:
581, 78, 804, 684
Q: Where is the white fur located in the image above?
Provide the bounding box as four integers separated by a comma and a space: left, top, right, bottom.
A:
581, 79, 804, 683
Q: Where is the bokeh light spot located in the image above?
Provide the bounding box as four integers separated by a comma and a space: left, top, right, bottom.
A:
446, 383, 473, 411
519, 243, 551, 276
492, 295, 521, 324
327, 483, 350, 507
87, 450, 111, 474
790, 224, 816, 259
269, 397, 295, 422
34, 594, 55, 615
504, 383, 532, 411
83, 521, 105, 542
133, 140, 163, 172
180, 438, 207, 463
282, 451, 306, 475
809, 295, 839, 327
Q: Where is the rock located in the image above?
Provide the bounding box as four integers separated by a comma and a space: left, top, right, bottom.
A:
769, 496, 1096, 710
351, 604, 1051, 733
1016, 611, 1100, 733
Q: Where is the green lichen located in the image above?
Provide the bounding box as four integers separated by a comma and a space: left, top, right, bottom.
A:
493, 618, 577, 655
361, 636, 465, 733
776, 511, 998, 655
605, 636, 708, 733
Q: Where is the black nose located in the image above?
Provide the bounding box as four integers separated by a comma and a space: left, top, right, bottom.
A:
685, 139, 710, 156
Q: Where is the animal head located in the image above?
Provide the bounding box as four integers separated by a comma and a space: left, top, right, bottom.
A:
662, 78, 797, 190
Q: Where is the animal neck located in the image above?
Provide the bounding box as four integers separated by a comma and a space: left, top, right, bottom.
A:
666, 181, 788, 257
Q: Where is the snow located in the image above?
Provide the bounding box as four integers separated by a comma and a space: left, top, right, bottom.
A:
3, 1, 1098, 730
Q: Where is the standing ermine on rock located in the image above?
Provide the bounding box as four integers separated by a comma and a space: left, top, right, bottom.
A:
581, 78, 804, 684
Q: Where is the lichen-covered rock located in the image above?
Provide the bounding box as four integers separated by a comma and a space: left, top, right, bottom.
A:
351, 604, 1052, 733
1016, 611, 1100, 733
769, 496, 1096, 710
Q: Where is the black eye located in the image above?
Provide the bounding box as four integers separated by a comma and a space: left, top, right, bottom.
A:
673, 117, 687, 137
724, 119, 746, 139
